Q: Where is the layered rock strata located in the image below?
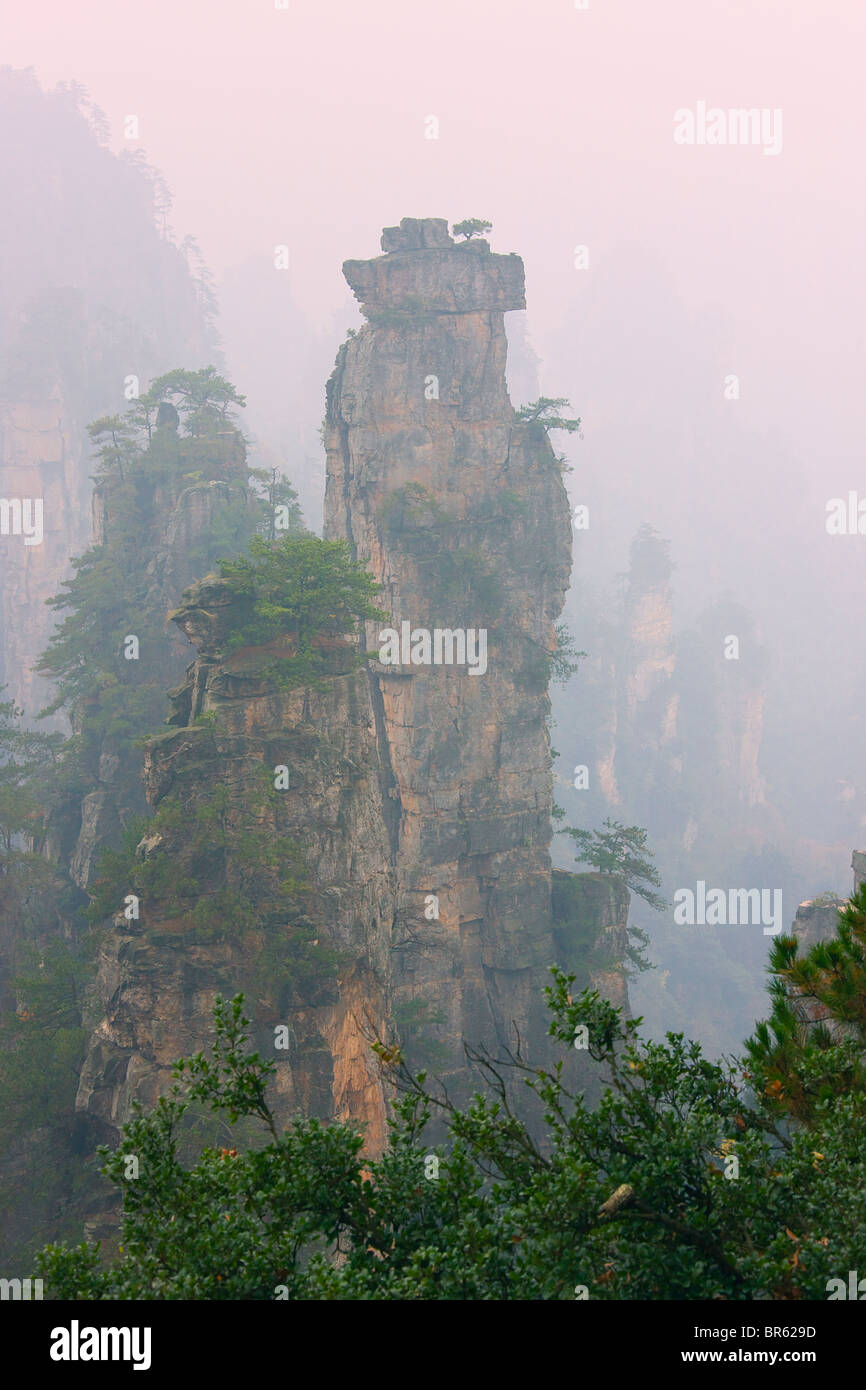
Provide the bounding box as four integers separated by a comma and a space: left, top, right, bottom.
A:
76, 581, 397, 1155
323, 217, 579, 1098
75, 218, 629, 1171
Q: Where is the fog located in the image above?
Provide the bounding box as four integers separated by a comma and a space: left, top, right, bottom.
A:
3, 0, 866, 1051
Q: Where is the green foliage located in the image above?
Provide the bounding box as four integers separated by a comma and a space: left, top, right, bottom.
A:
516, 396, 582, 434
558, 811, 661, 978
249, 918, 346, 1014
622, 922, 654, 976
132, 366, 246, 441
34, 368, 295, 841
37, 543, 158, 718
37, 920, 866, 1298
0, 934, 92, 1268
812, 891, 842, 907
553, 869, 652, 984
628, 522, 675, 589
247, 468, 305, 541
37, 369, 260, 731
91, 784, 294, 921
0, 691, 63, 866
429, 547, 501, 615
563, 817, 667, 912
550, 622, 585, 684
218, 534, 387, 690
452, 219, 493, 241
0, 696, 91, 1263
744, 883, 866, 1125
499, 488, 526, 519
0, 941, 89, 1135
378, 483, 449, 537
84, 763, 341, 1007
518, 622, 585, 690
84, 816, 151, 924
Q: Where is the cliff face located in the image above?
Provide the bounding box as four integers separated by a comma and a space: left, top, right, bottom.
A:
0, 68, 217, 724
73, 218, 629, 1187
792, 849, 866, 953
0, 392, 91, 718
790, 895, 844, 953
76, 579, 397, 1156
564, 549, 770, 850
788, 879, 851, 1033
552, 870, 631, 1018
60, 464, 253, 893
615, 544, 680, 826
323, 217, 574, 1093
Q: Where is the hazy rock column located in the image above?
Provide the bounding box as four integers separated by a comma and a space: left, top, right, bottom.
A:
324, 217, 573, 1094
0, 391, 91, 719
75, 578, 398, 1155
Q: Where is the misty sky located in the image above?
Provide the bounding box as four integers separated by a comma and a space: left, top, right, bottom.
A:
7, 0, 863, 342
9, 0, 864, 536
6, 0, 866, 897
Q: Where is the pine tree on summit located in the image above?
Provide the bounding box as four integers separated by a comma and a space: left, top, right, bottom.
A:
452, 218, 493, 240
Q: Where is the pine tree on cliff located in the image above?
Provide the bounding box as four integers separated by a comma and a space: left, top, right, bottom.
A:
516, 396, 582, 433
564, 817, 667, 912
745, 883, 866, 1124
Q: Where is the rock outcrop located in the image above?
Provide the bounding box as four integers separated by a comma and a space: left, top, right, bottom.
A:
323, 217, 579, 1100
73, 218, 629, 1185
0, 67, 217, 725
61, 469, 254, 893
0, 391, 91, 719
76, 576, 397, 1156
791, 849, 866, 954
790, 895, 845, 953
552, 870, 632, 1019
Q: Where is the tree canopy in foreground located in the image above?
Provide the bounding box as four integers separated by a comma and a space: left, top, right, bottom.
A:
37, 889, 866, 1299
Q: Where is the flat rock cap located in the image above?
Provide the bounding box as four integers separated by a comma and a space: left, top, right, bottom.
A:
380, 217, 453, 252
345, 218, 525, 314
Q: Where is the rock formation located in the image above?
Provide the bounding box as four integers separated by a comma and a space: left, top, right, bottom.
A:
552, 869, 631, 1018
75, 576, 397, 1158
791, 849, 866, 953
0, 67, 217, 724
790, 894, 845, 953
0, 392, 91, 719
324, 216, 578, 1101
69, 219, 629, 1219
54, 455, 254, 894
